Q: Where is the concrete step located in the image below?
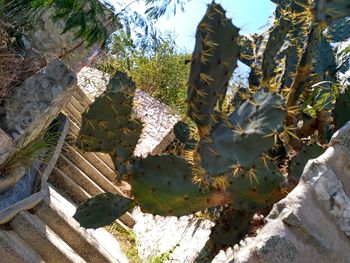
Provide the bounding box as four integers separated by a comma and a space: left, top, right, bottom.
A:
65, 101, 82, 123
0, 230, 45, 263
35, 186, 129, 263
62, 142, 119, 193
56, 154, 103, 196
69, 94, 87, 113
66, 141, 116, 182
73, 88, 92, 109
49, 167, 134, 227
10, 211, 86, 263
49, 167, 90, 203
67, 119, 116, 172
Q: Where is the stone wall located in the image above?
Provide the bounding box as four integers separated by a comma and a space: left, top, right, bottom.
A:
0, 59, 76, 148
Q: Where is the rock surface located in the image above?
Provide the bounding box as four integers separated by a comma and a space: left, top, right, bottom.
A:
132, 207, 214, 262
0, 59, 76, 146
231, 122, 350, 263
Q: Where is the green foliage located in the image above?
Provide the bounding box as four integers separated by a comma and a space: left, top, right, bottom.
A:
148, 244, 179, 263
1, 0, 183, 47
2, 0, 116, 46
105, 222, 142, 263
0, 115, 64, 174
99, 33, 190, 116
74, 1, 350, 261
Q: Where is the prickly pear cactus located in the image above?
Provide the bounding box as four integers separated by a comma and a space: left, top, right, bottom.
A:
73, 1, 350, 261
195, 207, 254, 263
333, 88, 350, 130
187, 2, 240, 132
288, 144, 325, 180
73, 193, 135, 229
198, 89, 286, 177
77, 72, 142, 177
131, 155, 230, 216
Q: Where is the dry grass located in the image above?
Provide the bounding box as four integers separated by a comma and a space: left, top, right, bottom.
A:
0, 54, 46, 98
0, 19, 46, 99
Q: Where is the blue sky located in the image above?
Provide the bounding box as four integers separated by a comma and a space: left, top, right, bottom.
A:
110, 0, 276, 51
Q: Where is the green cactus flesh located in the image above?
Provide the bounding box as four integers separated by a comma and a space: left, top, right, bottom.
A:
226, 159, 286, 212
333, 88, 350, 130
77, 73, 142, 176
261, 17, 291, 84
325, 18, 350, 43
107, 71, 137, 94
315, 0, 350, 22
288, 144, 325, 180
173, 121, 191, 144
187, 2, 240, 129
239, 35, 254, 67
199, 89, 286, 177
130, 155, 231, 216
73, 192, 135, 229
194, 208, 254, 263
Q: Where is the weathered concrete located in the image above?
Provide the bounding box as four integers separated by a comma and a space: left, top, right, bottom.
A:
10, 211, 86, 263
0, 230, 44, 263
0, 59, 76, 146
231, 122, 350, 263
37, 185, 129, 263
0, 128, 15, 167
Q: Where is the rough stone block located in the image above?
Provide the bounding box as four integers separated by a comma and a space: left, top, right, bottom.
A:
0, 59, 76, 147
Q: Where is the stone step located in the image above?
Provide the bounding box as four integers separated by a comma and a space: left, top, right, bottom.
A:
10, 211, 86, 263
73, 87, 92, 109
0, 230, 45, 263
67, 119, 116, 172
65, 101, 82, 123
61, 142, 135, 226
69, 94, 87, 113
66, 138, 116, 182
49, 167, 91, 203
49, 166, 134, 228
34, 186, 129, 263
62, 142, 119, 193
56, 154, 103, 196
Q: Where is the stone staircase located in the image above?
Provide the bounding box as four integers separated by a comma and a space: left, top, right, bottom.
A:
0, 186, 128, 263
49, 87, 135, 228
0, 87, 133, 262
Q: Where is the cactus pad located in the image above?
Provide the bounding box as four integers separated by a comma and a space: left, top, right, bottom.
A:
333, 88, 350, 130
194, 208, 254, 263
199, 89, 286, 177
130, 155, 230, 216
73, 192, 135, 229
226, 159, 286, 212
288, 144, 325, 180
187, 2, 240, 130
77, 73, 142, 176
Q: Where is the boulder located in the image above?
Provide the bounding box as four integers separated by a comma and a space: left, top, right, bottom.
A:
231, 122, 350, 263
